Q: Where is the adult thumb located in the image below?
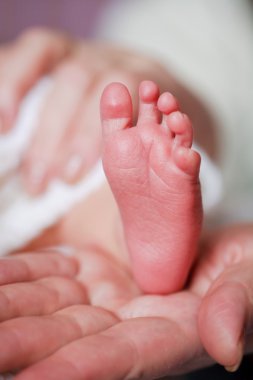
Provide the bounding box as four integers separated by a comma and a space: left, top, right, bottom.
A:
198, 261, 253, 371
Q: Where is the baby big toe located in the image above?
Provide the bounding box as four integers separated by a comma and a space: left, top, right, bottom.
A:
100, 82, 133, 136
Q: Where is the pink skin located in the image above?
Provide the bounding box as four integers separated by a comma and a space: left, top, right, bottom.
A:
101, 80, 203, 294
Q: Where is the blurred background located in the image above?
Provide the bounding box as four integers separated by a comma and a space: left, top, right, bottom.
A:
0, 0, 113, 42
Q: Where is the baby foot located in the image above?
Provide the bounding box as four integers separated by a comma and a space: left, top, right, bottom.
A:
101, 81, 203, 294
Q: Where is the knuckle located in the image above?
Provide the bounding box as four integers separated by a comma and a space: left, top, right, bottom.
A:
105, 67, 137, 86
19, 26, 48, 41
18, 27, 58, 47
56, 59, 87, 83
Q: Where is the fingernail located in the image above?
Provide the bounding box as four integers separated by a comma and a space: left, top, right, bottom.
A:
0, 93, 16, 133
3, 113, 14, 132
0, 115, 15, 134
225, 338, 244, 373
25, 162, 47, 194
63, 154, 83, 182
225, 363, 240, 373
0, 373, 15, 380
54, 245, 76, 257
0, 114, 3, 132
41, 245, 76, 257
171, 111, 184, 121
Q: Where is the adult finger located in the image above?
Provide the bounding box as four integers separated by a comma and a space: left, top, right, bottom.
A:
0, 305, 118, 373
198, 260, 253, 372
191, 225, 253, 370
0, 276, 87, 322
0, 251, 78, 286
0, 28, 72, 132
56, 81, 102, 185
15, 293, 209, 380
21, 60, 90, 195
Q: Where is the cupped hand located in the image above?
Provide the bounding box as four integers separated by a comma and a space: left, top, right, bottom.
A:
0, 28, 171, 195
1, 224, 253, 379
0, 247, 206, 379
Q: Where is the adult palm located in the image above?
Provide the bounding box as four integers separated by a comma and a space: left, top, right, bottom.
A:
0, 224, 252, 379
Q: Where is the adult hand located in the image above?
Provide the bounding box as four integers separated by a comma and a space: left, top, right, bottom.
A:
0, 28, 171, 195
0, 247, 205, 379
1, 224, 252, 379
190, 223, 253, 372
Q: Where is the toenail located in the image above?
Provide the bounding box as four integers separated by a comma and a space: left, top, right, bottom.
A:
171, 111, 183, 120
64, 154, 83, 181
176, 146, 185, 155
140, 81, 159, 102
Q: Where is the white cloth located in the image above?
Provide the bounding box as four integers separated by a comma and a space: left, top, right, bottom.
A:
0, 76, 222, 256
0, 79, 106, 256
